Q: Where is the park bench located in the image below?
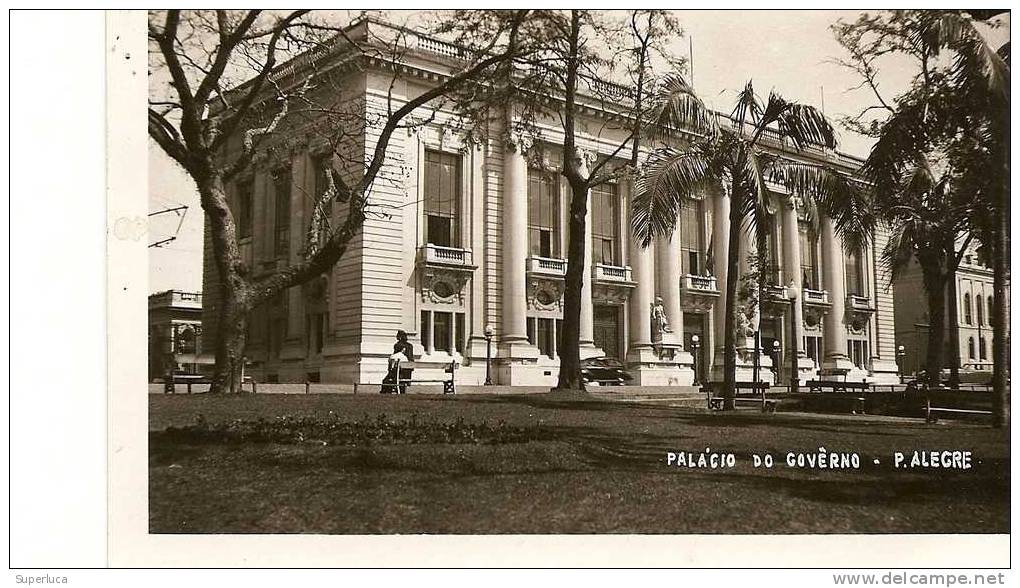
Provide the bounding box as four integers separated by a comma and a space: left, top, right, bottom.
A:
383, 359, 457, 395
921, 387, 993, 423
703, 382, 777, 413
164, 374, 256, 394
806, 380, 870, 393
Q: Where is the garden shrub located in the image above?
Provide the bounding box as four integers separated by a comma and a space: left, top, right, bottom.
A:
153, 412, 552, 446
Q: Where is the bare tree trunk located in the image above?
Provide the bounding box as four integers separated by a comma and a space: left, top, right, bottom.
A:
556, 180, 589, 392
554, 10, 587, 394
197, 171, 251, 394
722, 185, 743, 409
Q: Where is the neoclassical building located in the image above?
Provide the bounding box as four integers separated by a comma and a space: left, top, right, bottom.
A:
894, 242, 1010, 378
148, 290, 205, 380
202, 18, 900, 387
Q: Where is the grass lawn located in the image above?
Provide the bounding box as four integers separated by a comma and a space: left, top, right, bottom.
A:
149, 393, 1009, 534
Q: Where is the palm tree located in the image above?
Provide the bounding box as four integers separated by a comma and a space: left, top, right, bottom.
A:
634, 77, 866, 409
834, 9, 1009, 424
933, 10, 1009, 427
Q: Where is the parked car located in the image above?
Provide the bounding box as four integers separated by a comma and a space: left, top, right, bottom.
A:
581, 357, 634, 386
907, 363, 1002, 389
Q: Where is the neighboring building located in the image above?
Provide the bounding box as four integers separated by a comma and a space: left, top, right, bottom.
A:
894, 244, 1010, 378
202, 18, 901, 387
148, 290, 205, 380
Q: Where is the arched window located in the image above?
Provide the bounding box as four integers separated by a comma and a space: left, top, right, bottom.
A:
963, 293, 973, 325
979, 337, 987, 360
976, 295, 984, 325
968, 337, 976, 360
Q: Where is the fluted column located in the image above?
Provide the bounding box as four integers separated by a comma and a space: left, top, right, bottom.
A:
711, 187, 731, 376
501, 134, 530, 347
627, 205, 656, 362
821, 214, 850, 368
780, 199, 805, 355
656, 233, 684, 345
578, 150, 598, 357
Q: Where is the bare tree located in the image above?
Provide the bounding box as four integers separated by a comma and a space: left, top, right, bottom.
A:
148, 10, 529, 392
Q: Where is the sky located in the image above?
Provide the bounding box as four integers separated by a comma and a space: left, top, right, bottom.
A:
147, 9, 1010, 294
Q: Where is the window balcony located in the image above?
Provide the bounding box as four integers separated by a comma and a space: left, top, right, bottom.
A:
593, 262, 633, 284
679, 274, 720, 313
682, 274, 719, 294
802, 288, 830, 306
418, 243, 475, 269
764, 283, 790, 302
847, 293, 875, 313
527, 255, 567, 278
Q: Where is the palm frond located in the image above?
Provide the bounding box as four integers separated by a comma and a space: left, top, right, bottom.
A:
774, 102, 837, 150
632, 145, 717, 247
881, 219, 921, 284
731, 79, 761, 131
769, 160, 874, 252
647, 73, 717, 140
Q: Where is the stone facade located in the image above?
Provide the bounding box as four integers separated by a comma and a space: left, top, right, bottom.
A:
148, 290, 205, 380
201, 18, 901, 386
894, 244, 1010, 378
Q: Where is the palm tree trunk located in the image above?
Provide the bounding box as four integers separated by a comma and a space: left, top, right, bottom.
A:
921, 265, 948, 390
754, 221, 769, 386
992, 168, 1010, 427
722, 185, 744, 409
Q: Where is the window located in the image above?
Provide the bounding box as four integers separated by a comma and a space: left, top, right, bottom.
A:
306, 312, 326, 355
433, 312, 453, 353
799, 224, 819, 290
455, 313, 465, 354
845, 249, 864, 296
527, 317, 559, 359
988, 296, 994, 323
528, 168, 560, 258
268, 294, 288, 358
269, 318, 286, 358
175, 326, 196, 354
236, 179, 254, 239
273, 167, 292, 258
803, 335, 823, 368
976, 295, 984, 325
760, 216, 780, 283
420, 311, 431, 352
424, 150, 461, 248
678, 201, 703, 275
312, 154, 334, 239
591, 182, 620, 265
963, 293, 973, 325
968, 337, 976, 360
420, 310, 465, 354
848, 339, 869, 369
979, 337, 987, 360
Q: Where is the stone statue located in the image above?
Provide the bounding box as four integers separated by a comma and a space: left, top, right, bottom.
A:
651, 296, 671, 340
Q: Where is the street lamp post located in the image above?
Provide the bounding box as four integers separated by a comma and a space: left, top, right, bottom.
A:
788, 281, 800, 394
691, 334, 700, 385
772, 339, 781, 383
897, 345, 906, 384
484, 324, 494, 386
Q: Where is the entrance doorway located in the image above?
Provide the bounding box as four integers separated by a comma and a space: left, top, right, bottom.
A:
593, 305, 621, 359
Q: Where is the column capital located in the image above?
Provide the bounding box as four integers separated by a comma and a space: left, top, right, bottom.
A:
504, 130, 536, 155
